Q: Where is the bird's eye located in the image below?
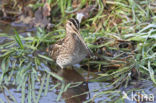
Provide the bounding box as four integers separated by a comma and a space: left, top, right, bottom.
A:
69, 23, 72, 26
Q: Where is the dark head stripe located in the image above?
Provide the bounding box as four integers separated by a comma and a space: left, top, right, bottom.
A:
69, 18, 80, 29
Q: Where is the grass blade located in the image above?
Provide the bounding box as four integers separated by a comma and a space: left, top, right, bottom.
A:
36, 74, 46, 103
14, 29, 24, 49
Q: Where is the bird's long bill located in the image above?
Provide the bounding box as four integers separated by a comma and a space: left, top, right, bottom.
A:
75, 32, 93, 56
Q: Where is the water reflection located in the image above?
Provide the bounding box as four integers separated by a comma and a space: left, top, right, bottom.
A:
51, 68, 89, 103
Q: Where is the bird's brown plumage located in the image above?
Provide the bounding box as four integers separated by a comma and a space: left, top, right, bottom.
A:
47, 18, 93, 68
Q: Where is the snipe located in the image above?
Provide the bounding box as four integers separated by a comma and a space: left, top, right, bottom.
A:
47, 18, 93, 69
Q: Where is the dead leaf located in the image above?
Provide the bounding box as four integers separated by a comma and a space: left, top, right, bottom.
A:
72, 0, 81, 8
76, 5, 97, 22
12, 2, 53, 29
43, 3, 51, 17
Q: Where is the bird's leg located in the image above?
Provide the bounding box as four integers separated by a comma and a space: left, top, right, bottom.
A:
86, 64, 90, 82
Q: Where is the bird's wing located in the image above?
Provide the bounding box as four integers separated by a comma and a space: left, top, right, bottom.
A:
72, 33, 93, 56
